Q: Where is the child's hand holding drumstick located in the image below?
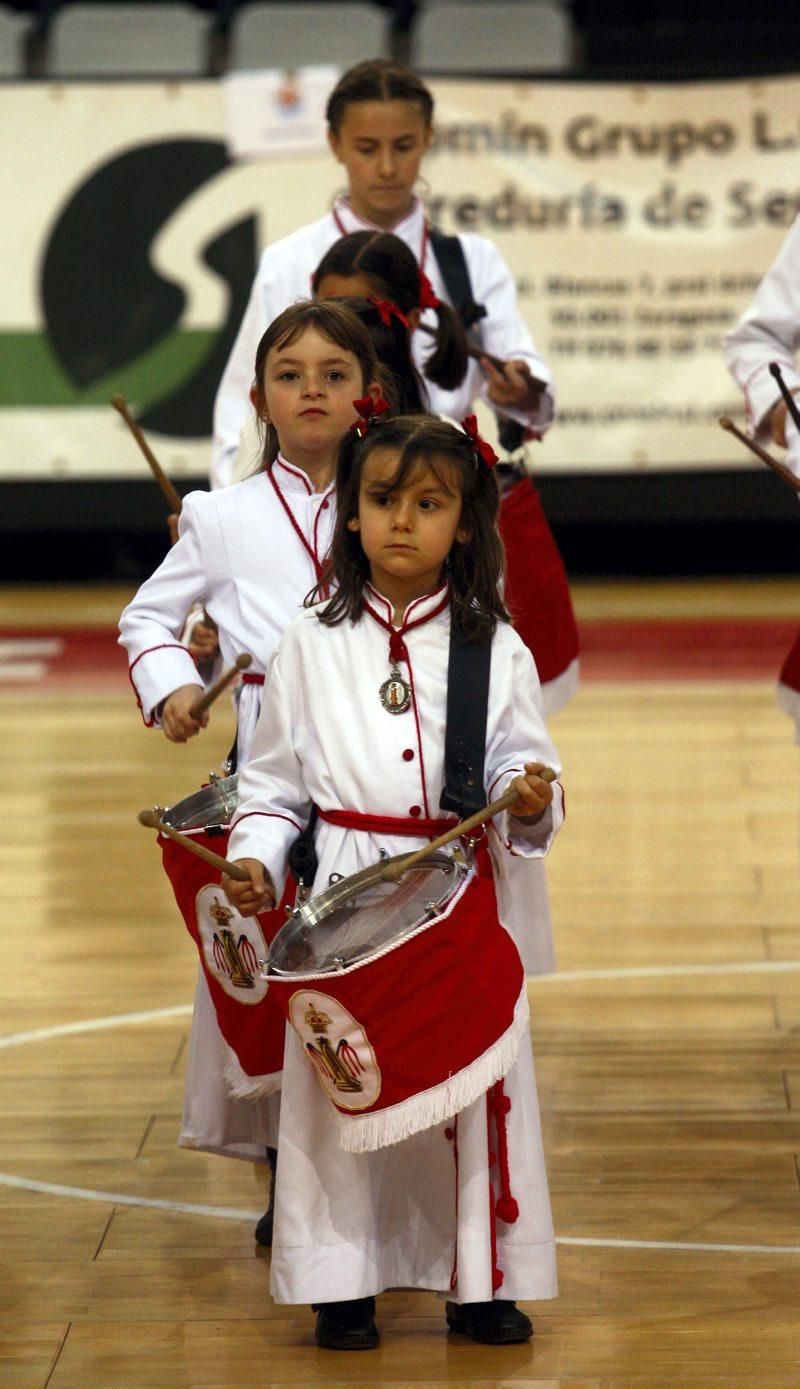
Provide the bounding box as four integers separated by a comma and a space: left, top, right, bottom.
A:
506, 762, 556, 821
222, 860, 276, 917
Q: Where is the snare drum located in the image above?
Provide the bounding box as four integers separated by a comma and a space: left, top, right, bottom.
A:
266, 847, 528, 1153
161, 773, 239, 833
156, 774, 286, 1097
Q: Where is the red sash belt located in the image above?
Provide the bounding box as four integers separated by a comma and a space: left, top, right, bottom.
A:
241, 672, 265, 685
317, 806, 459, 838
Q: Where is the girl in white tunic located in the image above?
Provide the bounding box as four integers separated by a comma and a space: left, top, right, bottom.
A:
211, 59, 554, 491
118, 300, 387, 1170
723, 217, 800, 740
315, 229, 575, 974
225, 415, 563, 1349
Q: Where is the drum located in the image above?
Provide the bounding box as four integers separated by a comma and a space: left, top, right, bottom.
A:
161, 773, 239, 832
265, 847, 528, 1154
156, 774, 287, 1099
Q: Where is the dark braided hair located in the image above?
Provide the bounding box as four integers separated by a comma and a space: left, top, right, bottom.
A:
313, 231, 469, 392
326, 59, 434, 136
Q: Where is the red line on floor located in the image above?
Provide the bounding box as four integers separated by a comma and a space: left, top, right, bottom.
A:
0, 618, 796, 691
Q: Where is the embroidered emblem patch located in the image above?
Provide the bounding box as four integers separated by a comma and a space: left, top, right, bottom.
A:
195, 885, 269, 1003
288, 989, 381, 1110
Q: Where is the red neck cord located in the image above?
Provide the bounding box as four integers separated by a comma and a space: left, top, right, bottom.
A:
363, 591, 449, 665
266, 465, 327, 586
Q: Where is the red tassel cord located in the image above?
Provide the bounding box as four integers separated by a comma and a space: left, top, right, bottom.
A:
445, 1120, 459, 1291
486, 1079, 519, 1293
489, 1079, 520, 1224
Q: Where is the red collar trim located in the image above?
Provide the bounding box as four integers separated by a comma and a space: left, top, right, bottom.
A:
364, 584, 450, 663
272, 455, 334, 501
332, 197, 428, 270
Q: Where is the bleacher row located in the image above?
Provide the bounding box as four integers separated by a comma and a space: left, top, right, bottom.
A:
0, 0, 576, 79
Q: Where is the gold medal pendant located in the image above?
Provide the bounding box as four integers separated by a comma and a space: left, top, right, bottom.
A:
379, 662, 412, 714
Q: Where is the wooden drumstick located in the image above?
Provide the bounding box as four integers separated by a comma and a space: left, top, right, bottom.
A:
189, 652, 252, 721
718, 416, 800, 493
138, 809, 250, 881
768, 361, 800, 433
111, 394, 183, 514
381, 767, 558, 882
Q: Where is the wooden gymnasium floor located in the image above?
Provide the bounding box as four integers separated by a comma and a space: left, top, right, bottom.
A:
1, 578, 799, 1388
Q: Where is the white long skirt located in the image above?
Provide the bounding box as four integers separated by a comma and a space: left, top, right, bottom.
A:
269, 1025, 557, 1306
178, 970, 280, 1160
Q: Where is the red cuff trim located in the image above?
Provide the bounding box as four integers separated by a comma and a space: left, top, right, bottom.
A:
128, 642, 194, 728
230, 810, 302, 834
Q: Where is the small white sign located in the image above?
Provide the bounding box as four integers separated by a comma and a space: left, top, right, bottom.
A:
223, 65, 340, 160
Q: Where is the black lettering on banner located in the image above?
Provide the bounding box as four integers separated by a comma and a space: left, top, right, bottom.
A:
564, 116, 735, 166
727, 181, 800, 228
433, 183, 626, 232
752, 111, 799, 152
642, 181, 710, 228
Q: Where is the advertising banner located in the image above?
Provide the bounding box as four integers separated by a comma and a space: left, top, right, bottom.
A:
1, 74, 798, 481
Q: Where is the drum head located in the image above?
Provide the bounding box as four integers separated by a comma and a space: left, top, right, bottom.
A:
268, 850, 465, 976
161, 774, 239, 831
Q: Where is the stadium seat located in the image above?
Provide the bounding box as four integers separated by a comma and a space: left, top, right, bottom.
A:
46, 2, 211, 77
414, 0, 573, 73
229, 2, 389, 71
0, 5, 31, 76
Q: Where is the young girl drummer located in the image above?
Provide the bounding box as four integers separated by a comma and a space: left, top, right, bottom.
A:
224, 414, 564, 1350
118, 300, 389, 1176
316, 229, 577, 976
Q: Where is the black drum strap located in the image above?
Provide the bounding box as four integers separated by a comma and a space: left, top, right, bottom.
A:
439, 620, 492, 819
428, 227, 526, 454
429, 227, 487, 338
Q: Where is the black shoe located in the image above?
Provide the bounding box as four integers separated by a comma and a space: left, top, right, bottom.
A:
445, 1299, 533, 1344
312, 1297, 380, 1350
254, 1146, 277, 1248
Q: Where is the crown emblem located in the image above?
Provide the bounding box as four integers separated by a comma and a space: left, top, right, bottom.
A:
304, 1001, 332, 1034
210, 897, 235, 928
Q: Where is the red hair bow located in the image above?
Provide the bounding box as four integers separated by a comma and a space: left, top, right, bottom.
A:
418, 271, 440, 311
369, 297, 409, 329
352, 394, 391, 436
461, 415, 499, 468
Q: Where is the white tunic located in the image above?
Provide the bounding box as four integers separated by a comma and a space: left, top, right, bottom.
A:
119, 457, 335, 1160
211, 196, 555, 489
723, 219, 800, 739
119, 458, 335, 763
229, 587, 563, 1305
722, 216, 800, 439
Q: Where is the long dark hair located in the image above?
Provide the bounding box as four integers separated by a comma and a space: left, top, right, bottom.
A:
315, 415, 509, 641
251, 300, 393, 471
313, 231, 469, 392
338, 296, 425, 412
326, 59, 434, 136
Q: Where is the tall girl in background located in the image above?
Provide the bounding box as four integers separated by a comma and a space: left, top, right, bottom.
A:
212, 59, 554, 490
118, 300, 388, 1172
224, 415, 563, 1349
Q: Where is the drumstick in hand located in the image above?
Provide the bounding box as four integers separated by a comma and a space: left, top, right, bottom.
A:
189, 652, 252, 721
138, 809, 250, 881
111, 394, 183, 514
768, 362, 800, 432
381, 767, 557, 882
718, 416, 800, 493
